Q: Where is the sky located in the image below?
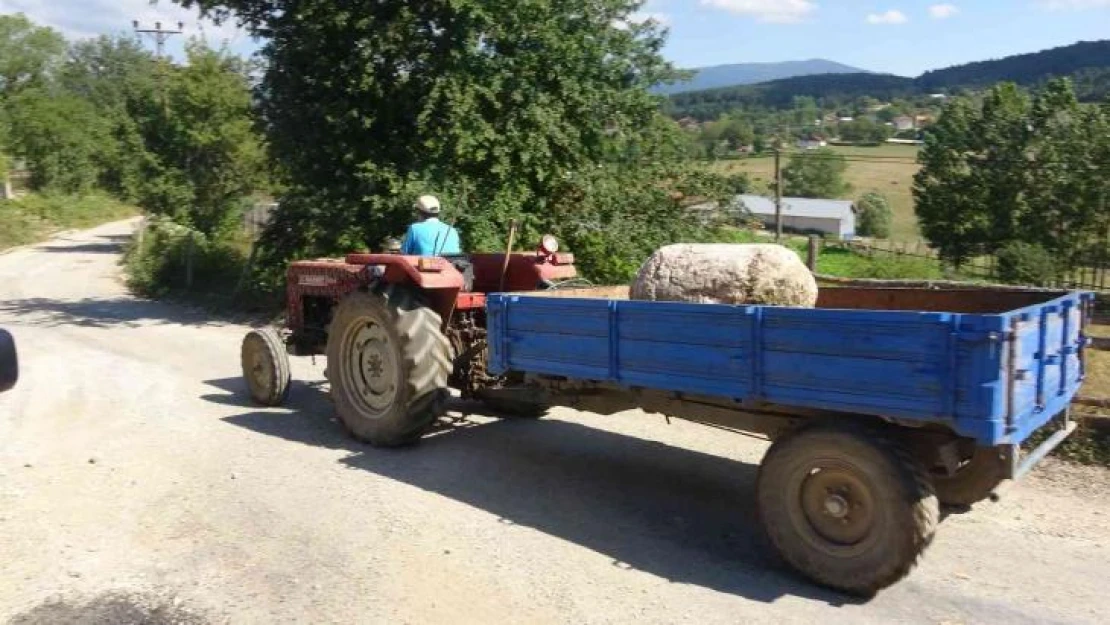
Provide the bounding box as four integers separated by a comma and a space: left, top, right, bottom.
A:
1, 0, 1108, 77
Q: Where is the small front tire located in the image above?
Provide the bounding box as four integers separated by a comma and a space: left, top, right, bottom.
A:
241, 328, 292, 406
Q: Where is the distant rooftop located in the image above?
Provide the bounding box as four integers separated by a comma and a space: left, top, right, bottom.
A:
737, 195, 855, 220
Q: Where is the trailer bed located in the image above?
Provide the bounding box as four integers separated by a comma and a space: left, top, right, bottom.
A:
487, 286, 1094, 446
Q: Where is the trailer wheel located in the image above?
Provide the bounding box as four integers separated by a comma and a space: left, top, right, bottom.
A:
326, 287, 451, 447
932, 447, 1005, 507
757, 423, 939, 596
241, 328, 291, 406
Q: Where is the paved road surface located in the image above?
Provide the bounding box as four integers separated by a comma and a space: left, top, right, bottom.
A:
1, 221, 1108, 624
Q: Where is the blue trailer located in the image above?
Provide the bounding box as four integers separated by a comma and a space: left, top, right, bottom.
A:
485, 285, 1094, 595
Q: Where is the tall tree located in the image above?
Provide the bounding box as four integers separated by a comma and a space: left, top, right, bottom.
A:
782, 148, 850, 198
138, 42, 266, 237
178, 0, 707, 276
0, 14, 65, 101
913, 83, 1032, 265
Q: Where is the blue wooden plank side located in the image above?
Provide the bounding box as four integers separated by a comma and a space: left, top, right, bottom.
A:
486, 290, 1092, 447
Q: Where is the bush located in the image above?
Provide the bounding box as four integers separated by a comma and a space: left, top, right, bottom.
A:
125, 217, 251, 298
996, 241, 1057, 286
856, 192, 893, 238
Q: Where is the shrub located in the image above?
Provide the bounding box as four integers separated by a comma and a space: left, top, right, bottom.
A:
125, 217, 251, 298
856, 192, 893, 238
996, 241, 1057, 286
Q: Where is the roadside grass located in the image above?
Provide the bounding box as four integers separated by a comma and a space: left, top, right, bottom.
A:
714, 227, 947, 280
0, 192, 138, 250
707, 143, 922, 242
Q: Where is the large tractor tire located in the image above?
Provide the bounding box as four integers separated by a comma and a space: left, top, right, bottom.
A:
757, 422, 939, 596
326, 287, 451, 447
932, 447, 1005, 507
241, 328, 292, 406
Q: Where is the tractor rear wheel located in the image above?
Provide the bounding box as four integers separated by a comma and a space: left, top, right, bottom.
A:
757, 422, 939, 595
241, 328, 291, 406
326, 287, 451, 447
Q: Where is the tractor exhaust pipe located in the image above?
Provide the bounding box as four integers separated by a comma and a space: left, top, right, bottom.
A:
499, 219, 518, 292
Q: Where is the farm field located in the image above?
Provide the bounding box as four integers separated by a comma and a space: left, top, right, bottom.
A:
709, 144, 923, 241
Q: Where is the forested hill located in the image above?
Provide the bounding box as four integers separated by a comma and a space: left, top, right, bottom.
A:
668, 40, 1110, 119
917, 40, 1110, 90
667, 73, 915, 119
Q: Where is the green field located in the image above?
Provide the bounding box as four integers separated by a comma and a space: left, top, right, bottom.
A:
709, 144, 923, 241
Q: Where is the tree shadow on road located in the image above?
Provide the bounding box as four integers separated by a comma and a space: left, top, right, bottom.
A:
205, 376, 862, 607
37, 242, 128, 254
0, 296, 225, 329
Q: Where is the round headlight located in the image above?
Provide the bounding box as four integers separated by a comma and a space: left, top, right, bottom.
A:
540, 234, 559, 254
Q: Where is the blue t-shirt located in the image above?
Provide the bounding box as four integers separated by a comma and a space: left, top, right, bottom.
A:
400, 218, 462, 256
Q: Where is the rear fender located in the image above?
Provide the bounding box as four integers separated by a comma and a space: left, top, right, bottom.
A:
345, 254, 463, 324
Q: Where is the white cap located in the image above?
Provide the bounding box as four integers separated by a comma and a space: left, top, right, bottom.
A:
414, 195, 441, 215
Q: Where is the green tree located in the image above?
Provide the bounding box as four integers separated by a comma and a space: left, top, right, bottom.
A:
913, 83, 1032, 265
782, 148, 850, 198
0, 14, 65, 100
5, 88, 114, 193
179, 0, 711, 278
137, 42, 265, 236
856, 192, 892, 238
59, 36, 161, 200
839, 118, 892, 143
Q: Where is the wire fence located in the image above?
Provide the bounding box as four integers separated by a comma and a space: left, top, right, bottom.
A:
829, 238, 1110, 293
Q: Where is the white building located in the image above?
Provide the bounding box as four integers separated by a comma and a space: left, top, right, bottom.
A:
737, 195, 857, 239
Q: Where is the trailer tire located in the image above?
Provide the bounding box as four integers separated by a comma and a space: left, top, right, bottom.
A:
757, 423, 939, 596
326, 287, 451, 447
932, 447, 1005, 507
241, 328, 291, 406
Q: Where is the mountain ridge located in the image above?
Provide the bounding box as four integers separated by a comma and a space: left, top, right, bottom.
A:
657, 59, 870, 95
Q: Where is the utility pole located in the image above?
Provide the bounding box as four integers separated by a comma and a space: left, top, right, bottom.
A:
132, 20, 184, 59
133, 20, 184, 116
774, 148, 783, 242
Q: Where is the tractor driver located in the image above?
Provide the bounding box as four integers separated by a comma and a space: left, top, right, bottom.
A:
400, 195, 462, 257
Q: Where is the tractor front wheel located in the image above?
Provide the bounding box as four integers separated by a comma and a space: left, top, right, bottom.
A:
326, 287, 451, 447
241, 328, 291, 406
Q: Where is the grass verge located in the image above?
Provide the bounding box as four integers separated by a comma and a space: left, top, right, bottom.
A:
0, 193, 138, 250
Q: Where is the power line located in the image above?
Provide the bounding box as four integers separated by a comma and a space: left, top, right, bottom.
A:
133, 20, 184, 59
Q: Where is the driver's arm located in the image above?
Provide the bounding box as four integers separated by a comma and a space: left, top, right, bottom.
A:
400, 226, 416, 255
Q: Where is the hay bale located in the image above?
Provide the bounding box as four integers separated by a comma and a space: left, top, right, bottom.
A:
630, 243, 817, 307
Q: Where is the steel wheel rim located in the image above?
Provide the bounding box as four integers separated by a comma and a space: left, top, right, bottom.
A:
340, 317, 399, 416
797, 461, 876, 551
244, 335, 275, 395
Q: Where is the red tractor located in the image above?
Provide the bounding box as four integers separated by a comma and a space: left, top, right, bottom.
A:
239, 234, 579, 446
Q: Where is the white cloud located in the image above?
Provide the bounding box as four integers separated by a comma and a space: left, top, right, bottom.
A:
1038, 0, 1110, 9
929, 4, 960, 19
0, 0, 250, 50
866, 9, 909, 24
699, 0, 817, 24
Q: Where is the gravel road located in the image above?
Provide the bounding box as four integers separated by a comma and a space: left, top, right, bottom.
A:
1, 220, 1109, 624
